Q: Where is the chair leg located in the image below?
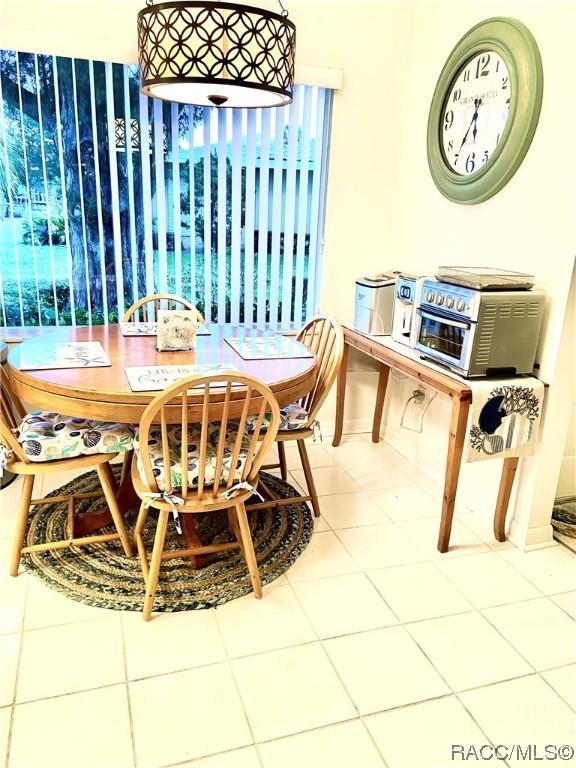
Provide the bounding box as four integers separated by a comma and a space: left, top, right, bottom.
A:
10, 475, 34, 577
119, 449, 133, 486
277, 441, 288, 481
134, 501, 151, 582
143, 508, 169, 621
96, 463, 133, 557
235, 502, 262, 598
297, 439, 321, 518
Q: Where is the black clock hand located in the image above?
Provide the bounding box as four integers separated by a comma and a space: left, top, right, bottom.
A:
458, 98, 482, 152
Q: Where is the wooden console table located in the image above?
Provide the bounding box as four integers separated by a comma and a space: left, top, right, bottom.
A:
333, 326, 518, 553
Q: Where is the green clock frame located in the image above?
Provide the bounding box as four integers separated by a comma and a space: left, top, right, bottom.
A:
427, 17, 543, 205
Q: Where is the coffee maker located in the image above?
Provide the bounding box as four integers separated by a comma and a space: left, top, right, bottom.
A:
391, 273, 425, 347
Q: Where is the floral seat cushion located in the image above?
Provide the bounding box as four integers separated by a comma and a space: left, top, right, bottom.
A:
134, 423, 250, 493
246, 402, 308, 433
17, 411, 134, 462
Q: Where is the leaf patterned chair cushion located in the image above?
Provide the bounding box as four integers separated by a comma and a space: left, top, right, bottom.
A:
246, 402, 308, 433
16, 411, 135, 462
134, 423, 250, 492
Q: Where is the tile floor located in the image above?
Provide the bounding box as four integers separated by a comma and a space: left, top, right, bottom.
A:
1, 433, 575, 768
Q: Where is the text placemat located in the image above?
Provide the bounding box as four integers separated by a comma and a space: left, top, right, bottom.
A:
124, 363, 238, 392
225, 334, 313, 360
19, 342, 111, 370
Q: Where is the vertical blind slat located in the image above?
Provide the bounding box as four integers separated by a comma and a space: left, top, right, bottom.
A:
281, 90, 299, 328
202, 107, 212, 321
306, 88, 327, 319
230, 109, 242, 325
243, 110, 257, 327
293, 86, 313, 325
187, 106, 197, 307
171, 102, 182, 298
34, 54, 59, 325
269, 108, 285, 329
153, 99, 167, 296
311, 90, 333, 316
123, 65, 138, 310
139, 93, 154, 301
217, 109, 227, 322
105, 62, 124, 321
256, 109, 271, 328
89, 61, 109, 324
52, 56, 76, 325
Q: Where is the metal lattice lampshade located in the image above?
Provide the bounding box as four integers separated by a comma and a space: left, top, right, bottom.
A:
137, 1, 296, 108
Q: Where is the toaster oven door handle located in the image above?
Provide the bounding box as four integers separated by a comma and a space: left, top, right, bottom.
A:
416, 308, 470, 330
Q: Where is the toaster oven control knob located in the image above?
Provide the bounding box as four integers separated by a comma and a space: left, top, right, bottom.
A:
456, 299, 465, 312
426, 291, 434, 302
435, 294, 444, 305
446, 297, 454, 308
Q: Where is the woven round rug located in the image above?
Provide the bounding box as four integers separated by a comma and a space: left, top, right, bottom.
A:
22, 469, 313, 611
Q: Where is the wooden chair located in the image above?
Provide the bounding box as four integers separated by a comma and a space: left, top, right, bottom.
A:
131, 371, 280, 621
261, 315, 344, 518
0, 366, 132, 578
122, 293, 204, 323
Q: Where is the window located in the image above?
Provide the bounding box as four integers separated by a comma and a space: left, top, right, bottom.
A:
0, 50, 332, 328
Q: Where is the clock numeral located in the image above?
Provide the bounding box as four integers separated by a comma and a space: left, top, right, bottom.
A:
465, 152, 476, 173
452, 88, 461, 102
482, 150, 489, 164
453, 153, 459, 167
496, 133, 501, 145
463, 69, 471, 82
444, 110, 454, 130
447, 139, 454, 152
501, 76, 509, 89
475, 54, 491, 78
496, 59, 500, 72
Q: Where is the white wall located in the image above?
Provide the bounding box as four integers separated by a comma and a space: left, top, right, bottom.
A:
1, 0, 574, 545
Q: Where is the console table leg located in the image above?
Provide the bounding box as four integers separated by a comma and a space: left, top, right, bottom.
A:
438, 395, 470, 553
494, 457, 519, 542
372, 364, 390, 443
332, 342, 349, 447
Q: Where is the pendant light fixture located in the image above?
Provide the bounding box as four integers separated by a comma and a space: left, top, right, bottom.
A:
137, 0, 296, 108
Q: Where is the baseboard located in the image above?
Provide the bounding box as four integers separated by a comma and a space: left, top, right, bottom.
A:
507, 519, 556, 551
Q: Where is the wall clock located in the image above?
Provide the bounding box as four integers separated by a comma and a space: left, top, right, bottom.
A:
427, 17, 543, 205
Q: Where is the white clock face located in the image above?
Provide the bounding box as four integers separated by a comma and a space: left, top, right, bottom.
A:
441, 51, 511, 176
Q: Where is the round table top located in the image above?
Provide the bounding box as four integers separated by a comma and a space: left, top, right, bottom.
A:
7, 325, 317, 423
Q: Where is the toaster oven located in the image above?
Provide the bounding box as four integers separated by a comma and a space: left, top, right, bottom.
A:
413, 279, 545, 377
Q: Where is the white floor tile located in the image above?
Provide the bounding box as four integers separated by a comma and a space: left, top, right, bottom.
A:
368, 485, 441, 522
343, 463, 411, 492
258, 720, 385, 768
0, 537, 20, 579
319, 491, 389, 529
232, 643, 356, 741
407, 612, 532, 691
291, 466, 360, 496
285, 531, 359, 584
0, 476, 26, 539
17, 618, 124, 702
9, 685, 133, 768
551, 591, 576, 619
483, 598, 576, 671
457, 510, 515, 550
436, 552, 541, 608
122, 607, 226, 679
325, 440, 392, 467
368, 562, 472, 623
0, 634, 20, 707
0, 706, 10, 767
24, 575, 114, 630
365, 696, 488, 768
284, 443, 337, 470
336, 524, 425, 570
500, 545, 576, 594
130, 663, 252, 768
542, 664, 576, 711
0, 573, 28, 635
324, 626, 449, 714
215, 585, 316, 657
460, 676, 576, 768
398, 517, 490, 559
292, 573, 397, 638
180, 747, 262, 768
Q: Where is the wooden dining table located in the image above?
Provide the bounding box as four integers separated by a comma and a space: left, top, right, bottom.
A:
6, 324, 317, 553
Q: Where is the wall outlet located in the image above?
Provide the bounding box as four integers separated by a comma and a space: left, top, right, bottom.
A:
401, 387, 436, 432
